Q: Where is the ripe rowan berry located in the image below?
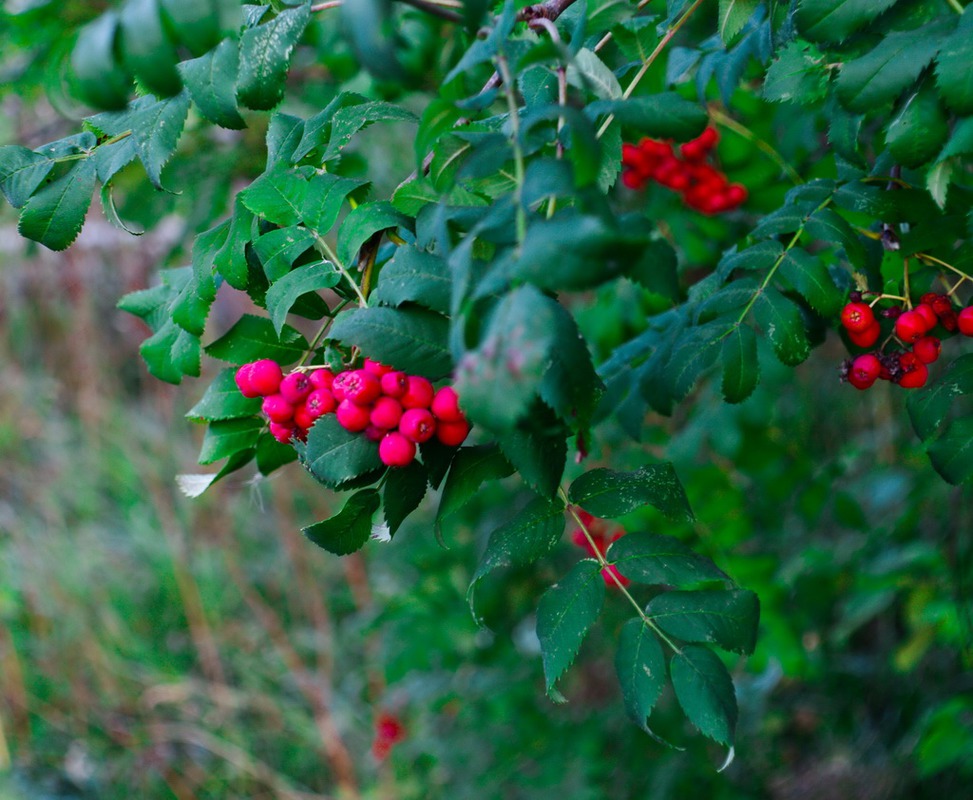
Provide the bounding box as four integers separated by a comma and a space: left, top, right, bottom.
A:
262, 394, 295, 423
435, 418, 470, 447
848, 354, 881, 390
898, 360, 929, 389
279, 372, 312, 405
379, 432, 417, 467
913, 303, 938, 331
958, 307, 973, 336
304, 389, 336, 419
841, 302, 876, 333
363, 359, 392, 376
848, 321, 881, 348
269, 421, 296, 443
430, 386, 464, 423
370, 396, 403, 430
380, 371, 408, 398
309, 368, 335, 390
336, 399, 371, 432
249, 359, 284, 396
913, 336, 942, 364
293, 405, 315, 431
400, 375, 434, 409
342, 369, 381, 406
234, 363, 260, 398
399, 408, 436, 443
895, 310, 927, 343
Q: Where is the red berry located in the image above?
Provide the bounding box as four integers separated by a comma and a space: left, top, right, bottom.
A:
279, 372, 312, 405
363, 358, 392, 377
269, 421, 296, 444
601, 564, 630, 588
724, 184, 748, 206
914, 303, 938, 332
939, 310, 959, 332
309, 368, 335, 390
898, 360, 929, 389
913, 336, 941, 364
304, 389, 336, 419
848, 354, 881, 390
399, 408, 436, 443
342, 369, 382, 406
379, 432, 416, 467
401, 375, 434, 409
262, 394, 295, 423
293, 405, 315, 430
234, 363, 259, 398
895, 310, 927, 343
931, 295, 954, 317
920, 292, 939, 306
380, 371, 408, 398
696, 126, 719, 150
959, 307, 973, 336
621, 170, 647, 190
331, 371, 355, 403
680, 140, 707, 162
841, 302, 876, 333
430, 386, 464, 423
848, 320, 881, 348
370, 396, 403, 430
336, 399, 371, 432
435, 418, 471, 447
249, 359, 283, 396
365, 424, 387, 442
640, 138, 672, 159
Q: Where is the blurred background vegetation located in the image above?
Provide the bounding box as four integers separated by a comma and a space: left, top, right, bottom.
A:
2, 1, 972, 798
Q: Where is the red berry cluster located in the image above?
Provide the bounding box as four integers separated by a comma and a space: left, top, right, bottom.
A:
570, 510, 629, 588
840, 292, 973, 390
234, 358, 471, 466
371, 711, 405, 760
621, 127, 747, 214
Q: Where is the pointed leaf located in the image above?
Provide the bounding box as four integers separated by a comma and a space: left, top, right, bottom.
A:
301, 172, 368, 234
721, 324, 759, 404
336, 201, 409, 267
537, 559, 606, 692
753, 288, 809, 366
303, 489, 381, 555
437, 444, 514, 532
321, 101, 416, 163
187, 368, 261, 421
607, 531, 730, 587
198, 417, 263, 464
383, 460, 428, 536
236, 2, 310, 110
18, 159, 97, 251
300, 415, 383, 489
718, 0, 759, 45
120, 0, 183, 97
795, 0, 901, 43
568, 464, 692, 521
0, 146, 54, 208
647, 589, 759, 655
616, 618, 666, 729
71, 12, 132, 110
240, 165, 309, 226
936, 13, 973, 114
670, 645, 738, 745
205, 313, 308, 364
266, 260, 340, 335
371, 247, 451, 315
179, 39, 247, 129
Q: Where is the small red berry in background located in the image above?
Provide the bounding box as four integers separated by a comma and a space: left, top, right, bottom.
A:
958, 306, 973, 336
569, 510, 629, 588
371, 712, 406, 761
436, 419, 471, 447
848, 354, 881, 390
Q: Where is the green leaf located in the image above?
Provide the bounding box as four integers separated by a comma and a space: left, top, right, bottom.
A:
762, 40, 829, 105
214, 198, 255, 290
252, 225, 317, 281
804, 207, 864, 265
795, 0, 901, 43
198, 417, 263, 464
240, 166, 309, 227
469, 496, 566, 597
720, 324, 759, 404
371, 247, 451, 315
383, 461, 427, 536
187, 368, 261, 422
647, 589, 759, 655
139, 321, 202, 383
626, 239, 680, 300
71, 12, 132, 110
497, 419, 567, 499
887, 85, 950, 169
256, 431, 298, 474
321, 101, 417, 163
236, 2, 310, 110
205, 314, 309, 364
662, 322, 724, 401
302, 489, 381, 555
670, 645, 738, 746
540, 302, 605, 430
615, 618, 666, 730
778, 248, 843, 316
301, 172, 368, 235
907, 354, 973, 441
718, 0, 759, 45
120, 0, 183, 97
927, 418, 973, 486
836, 20, 952, 113
300, 415, 383, 489
336, 201, 409, 267
329, 306, 452, 379
179, 39, 247, 129
567, 48, 622, 99
753, 288, 810, 366
716, 241, 784, 282
568, 465, 693, 521
935, 14, 973, 114
436, 444, 514, 533
0, 146, 53, 209
18, 159, 97, 251
454, 286, 558, 431
160, 0, 221, 56
606, 532, 730, 587
537, 559, 606, 693
266, 260, 339, 335
587, 93, 708, 141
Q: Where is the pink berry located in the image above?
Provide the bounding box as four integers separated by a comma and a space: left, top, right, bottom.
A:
399, 408, 436, 443
249, 359, 283, 396
309, 368, 335, 390
304, 389, 336, 419
379, 431, 416, 467
336, 399, 371, 432
959, 307, 973, 336
400, 376, 434, 409
343, 369, 382, 406
235, 363, 260, 398
847, 354, 881, 390
913, 336, 941, 364
279, 372, 312, 404
269, 421, 296, 443
380, 371, 408, 398
364, 424, 387, 442
848, 320, 881, 348
293, 406, 315, 430
363, 359, 392, 376
435, 418, 471, 446
895, 310, 927, 343
262, 394, 295, 423
370, 396, 403, 430
914, 303, 938, 332
430, 386, 464, 423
